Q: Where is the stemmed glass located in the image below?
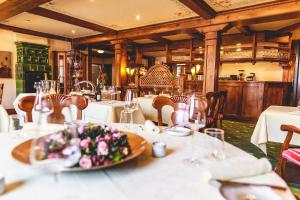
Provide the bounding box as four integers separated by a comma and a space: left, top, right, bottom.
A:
204, 128, 225, 161
183, 95, 207, 166
33, 82, 54, 127
30, 126, 81, 181
124, 89, 138, 112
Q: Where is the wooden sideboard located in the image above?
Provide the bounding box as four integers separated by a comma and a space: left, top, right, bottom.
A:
218, 81, 292, 121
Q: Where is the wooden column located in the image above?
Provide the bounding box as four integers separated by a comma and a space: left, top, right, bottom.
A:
112, 40, 128, 87
87, 46, 92, 81
135, 46, 142, 65
165, 42, 172, 64
197, 24, 229, 94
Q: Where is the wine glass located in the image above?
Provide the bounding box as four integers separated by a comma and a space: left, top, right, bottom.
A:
33, 82, 54, 126
183, 95, 207, 166
124, 89, 138, 112
30, 124, 81, 181
204, 128, 225, 161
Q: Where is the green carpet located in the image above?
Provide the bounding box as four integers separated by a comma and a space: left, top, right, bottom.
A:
223, 120, 300, 197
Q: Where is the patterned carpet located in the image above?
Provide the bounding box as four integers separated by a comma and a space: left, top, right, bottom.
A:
223, 120, 300, 197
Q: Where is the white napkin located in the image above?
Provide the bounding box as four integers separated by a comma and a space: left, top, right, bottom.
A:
144, 120, 160, 134
206, 157, 272, 181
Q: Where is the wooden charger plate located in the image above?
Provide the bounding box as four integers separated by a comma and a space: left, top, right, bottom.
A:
11, 132, 147, 172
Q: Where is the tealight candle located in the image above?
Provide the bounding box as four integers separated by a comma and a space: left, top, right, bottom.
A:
0, 173, 5, 194
152, 141, 167, 158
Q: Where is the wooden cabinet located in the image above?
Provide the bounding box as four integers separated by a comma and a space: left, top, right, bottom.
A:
218, 81, 291, 121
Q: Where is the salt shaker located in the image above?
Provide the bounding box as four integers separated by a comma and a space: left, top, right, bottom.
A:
152, 141, 167, 158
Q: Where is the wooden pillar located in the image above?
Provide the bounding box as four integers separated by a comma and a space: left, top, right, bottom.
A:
87, 46, 92, 81
165, 42, 172, 64
135, 46, 142, 65
197, 24, 229, 94
112, 40, 128, 87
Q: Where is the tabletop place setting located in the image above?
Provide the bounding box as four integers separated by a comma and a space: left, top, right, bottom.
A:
1, 0, 300, 199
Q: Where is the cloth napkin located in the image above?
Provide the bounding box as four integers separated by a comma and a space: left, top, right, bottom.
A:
144, 120, 160, 134
206, 157, 272, 181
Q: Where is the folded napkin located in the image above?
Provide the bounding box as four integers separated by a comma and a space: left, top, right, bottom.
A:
207, 157, 272, 181
145, 120, 160, 134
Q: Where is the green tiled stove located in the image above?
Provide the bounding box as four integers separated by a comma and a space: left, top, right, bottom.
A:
15, 42, 51, 94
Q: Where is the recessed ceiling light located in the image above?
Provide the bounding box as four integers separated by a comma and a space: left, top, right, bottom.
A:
236, 43, 241, 46
97, 50, 104, 54
135, 15, 140, 20
89, 0, 95, 2
71, 30, 76, 34
25, 19, 31, 22
236, 48, 242, 52
198, 46, 202, 49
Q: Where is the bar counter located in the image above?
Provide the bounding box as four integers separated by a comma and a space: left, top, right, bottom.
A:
218, 80, 292, 121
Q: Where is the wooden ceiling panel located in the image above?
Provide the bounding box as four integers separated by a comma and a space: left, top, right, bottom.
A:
204, 0, 278, 12
40, 0, 197, 30
2, 12, 100, 38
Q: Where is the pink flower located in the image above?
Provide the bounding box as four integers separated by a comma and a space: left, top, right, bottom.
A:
97, 141, 109, 156
79, 155, 92, 169
47, 153, 60, 159
104, 126, 111, 132
104, 134, 111, 141
112, 132, 121, 139
80, 137, 91, 149
77, 126, 85, 134
122, 147, 129, 156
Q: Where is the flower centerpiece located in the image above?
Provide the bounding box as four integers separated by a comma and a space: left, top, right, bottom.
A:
40, 124, 132, 169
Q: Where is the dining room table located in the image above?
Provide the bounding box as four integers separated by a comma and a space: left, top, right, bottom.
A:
0, 122, 296, 200
251, 106, 300, 154
83, 100, 146, 124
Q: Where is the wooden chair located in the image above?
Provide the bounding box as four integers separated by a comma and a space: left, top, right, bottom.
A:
206, 92, 221, 128
277, 125, 300, 180
67, 95, 88, 120
18, 94, 88, 123
0, 83, 4, 104
152, 95, 190, 126
217, 91, 227, 128
18, 95, 35, 122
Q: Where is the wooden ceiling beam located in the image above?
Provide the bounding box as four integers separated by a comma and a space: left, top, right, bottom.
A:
147, 35, 170, 43
0, 23, 71, 41
28, 7, 116, 34
178, 0, 216, 19
73, 1, 300, 45
234, 25, 253, 35
278, 21, 300, 33
0, 0, 52, 21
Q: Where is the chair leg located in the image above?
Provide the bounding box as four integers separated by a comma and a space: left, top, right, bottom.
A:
277, 157, 287, 181
220, 119, 223, 129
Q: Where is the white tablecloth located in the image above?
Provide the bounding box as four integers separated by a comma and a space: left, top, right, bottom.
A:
83, 101, 145, 124
0, 105, 9, 132
251, 106, 300, 154
137, 96, 174, 126
0, 123, 295, 200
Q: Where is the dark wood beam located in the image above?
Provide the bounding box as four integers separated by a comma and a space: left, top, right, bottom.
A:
178, 0, 216, 19
73, 1, 300, 45
0, 0, 52, 21
28, 7, 116, 34
147, 35, 169, 43
234, 25, 253, 35
0, 23, 71, 41
278, 22, 300, 33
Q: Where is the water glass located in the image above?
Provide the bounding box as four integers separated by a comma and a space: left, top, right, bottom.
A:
9, 114, 23, 131
204, 128, 225, 161
124, 89, 138, 112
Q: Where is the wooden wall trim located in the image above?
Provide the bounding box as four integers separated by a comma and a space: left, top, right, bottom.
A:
178, 0, 216, 19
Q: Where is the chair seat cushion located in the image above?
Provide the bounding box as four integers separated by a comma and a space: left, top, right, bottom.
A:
283, 148, 300, 166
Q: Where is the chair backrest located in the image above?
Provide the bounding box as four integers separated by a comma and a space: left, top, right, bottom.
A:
152, 95, 190, 126
67, 95, 88, 120
206, 92, 221, 127
0, 84, 4, 104
18, 94, 88, 123
47, 94, 71, 124
18, 95, 35, 122
218, 90, 227, 115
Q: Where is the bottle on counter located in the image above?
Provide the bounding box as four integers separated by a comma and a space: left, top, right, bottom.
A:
95, 82, 102, 102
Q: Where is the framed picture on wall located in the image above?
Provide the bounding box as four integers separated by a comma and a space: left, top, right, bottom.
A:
0, 51, 12, 78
